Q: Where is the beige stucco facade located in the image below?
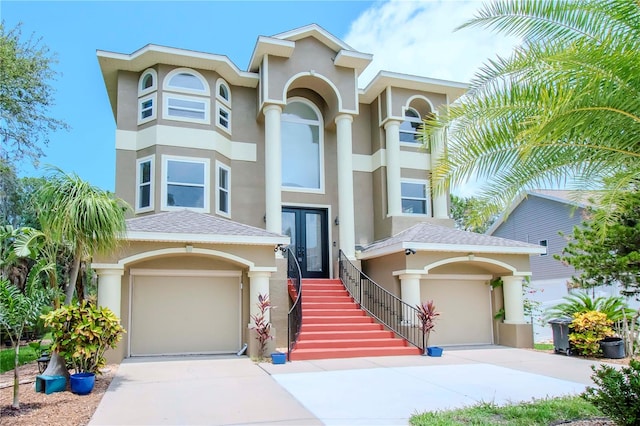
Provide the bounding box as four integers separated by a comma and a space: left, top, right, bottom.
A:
96, 24, 538, 361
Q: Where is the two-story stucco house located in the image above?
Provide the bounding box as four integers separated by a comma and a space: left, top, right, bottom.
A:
93, 24, 544, 361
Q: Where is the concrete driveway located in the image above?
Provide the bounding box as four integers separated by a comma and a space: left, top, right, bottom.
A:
90, 347, 613, 425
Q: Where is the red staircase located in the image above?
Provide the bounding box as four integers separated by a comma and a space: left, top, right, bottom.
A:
288, 278, 421, 360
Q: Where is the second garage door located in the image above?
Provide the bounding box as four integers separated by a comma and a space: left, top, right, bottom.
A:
421, 279, 493, 346
130, 270, 241, 356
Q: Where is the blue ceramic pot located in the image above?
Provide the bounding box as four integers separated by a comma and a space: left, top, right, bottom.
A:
70, 372, 95, 395
271, 352, 286, 364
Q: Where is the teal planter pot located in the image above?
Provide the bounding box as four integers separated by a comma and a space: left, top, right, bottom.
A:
271, 352, 286, 364
427, 346, 443, 357
70, 372, 95, 395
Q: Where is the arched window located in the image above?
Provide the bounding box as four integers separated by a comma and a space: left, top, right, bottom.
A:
166, 71, 207, 93
400, 107, 422, 143
216, 79, 231, 133
281, 99, 324, 191
137, 69, 157, 124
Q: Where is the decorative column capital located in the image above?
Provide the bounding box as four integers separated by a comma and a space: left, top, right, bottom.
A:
383, 119, 402, 130
248, 270, 272, 279
91, 264, 124, 276
335, 113, 354, 125
263, 104, 282, 114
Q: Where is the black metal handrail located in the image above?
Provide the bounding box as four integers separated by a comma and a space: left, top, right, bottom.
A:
338, 250, 425, 350
286, 247, 303, 360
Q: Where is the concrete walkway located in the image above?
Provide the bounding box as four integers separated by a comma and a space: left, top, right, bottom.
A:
90, 347, 616, 425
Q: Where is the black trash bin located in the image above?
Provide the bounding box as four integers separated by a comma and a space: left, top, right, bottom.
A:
549, 318, 573, 355
600, 337, 626, 359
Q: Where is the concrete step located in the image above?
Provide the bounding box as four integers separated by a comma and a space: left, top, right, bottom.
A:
294, 338, 410, 350
300, 323, 383, 333
297, 330, 395, 340
289, 346, 421, 361
303, 316, 374, 325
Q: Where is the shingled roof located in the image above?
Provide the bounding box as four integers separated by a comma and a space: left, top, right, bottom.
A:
360, 222, 544, 259
125, 210, 288, 245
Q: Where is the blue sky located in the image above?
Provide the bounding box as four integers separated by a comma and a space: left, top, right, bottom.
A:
1, 0, 517, 192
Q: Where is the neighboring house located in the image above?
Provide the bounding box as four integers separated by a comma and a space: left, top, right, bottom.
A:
487, 190, 596, 340
93, 24, 544, 361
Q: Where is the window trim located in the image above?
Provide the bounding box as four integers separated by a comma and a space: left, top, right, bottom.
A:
399, 106, 423, 146
163, 67, 210, 96
138, 92, 157, 125
161, 155, 210, 213
138, 68, 157, 97
215, 161, 231, 218
163, 94, 210, 125
135, 155, 155, 213
400, 178, 431, 216
281, 97, 325, 194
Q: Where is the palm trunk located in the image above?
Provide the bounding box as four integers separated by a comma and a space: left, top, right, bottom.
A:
12, 338, 19, 409
64, 252, 82, 305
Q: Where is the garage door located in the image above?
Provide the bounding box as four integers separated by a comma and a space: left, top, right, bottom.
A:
421, 279, 492, 346
130, 270, 241, 356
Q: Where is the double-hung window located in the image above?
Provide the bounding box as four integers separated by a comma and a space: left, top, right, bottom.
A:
136, 156, 154, 212
216, 162, 231, 217
401, 180, 430, 215
162, 156, 210, 212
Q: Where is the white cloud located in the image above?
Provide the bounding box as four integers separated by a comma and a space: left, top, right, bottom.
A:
344, 0, 520, 87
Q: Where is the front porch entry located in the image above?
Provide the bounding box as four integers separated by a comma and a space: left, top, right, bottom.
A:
282, 207, 329, 278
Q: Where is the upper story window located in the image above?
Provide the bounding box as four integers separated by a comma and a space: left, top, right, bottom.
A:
161, 155, 210, 213
539, 239, 548, 256
400, 107, 422, 144
138, 69, 158, 124
163, 68, 210, 124
281, 99, 324, 192
216, 79, 231, 133
216, 161, 231, 217
165, 69, 208, 94
136, 155, 154, 212
401, 180, 430, 215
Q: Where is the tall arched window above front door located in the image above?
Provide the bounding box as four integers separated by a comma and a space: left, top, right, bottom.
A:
281, 99, 324, 192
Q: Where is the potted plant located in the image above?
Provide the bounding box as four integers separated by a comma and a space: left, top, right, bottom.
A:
416, 300, 441, 356
250, 293, 282, 362
42, 300, 125, 394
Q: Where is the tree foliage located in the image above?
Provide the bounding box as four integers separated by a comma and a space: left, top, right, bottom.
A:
35, 167, 128, 305
450, 194, 497, 233
0, 23, 67, 165
557, 191, 640, 298
426, 0, 640, 228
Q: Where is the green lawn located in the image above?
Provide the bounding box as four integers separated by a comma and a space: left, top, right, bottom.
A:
410, 396, 604, 425
0, 345, 40, 374
534, 343, 554, 351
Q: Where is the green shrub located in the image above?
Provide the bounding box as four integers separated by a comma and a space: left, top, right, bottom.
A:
545, 292, 635, 322
41, 301, 125, 373
582, 359, 640, 426
569, 311, 613, 357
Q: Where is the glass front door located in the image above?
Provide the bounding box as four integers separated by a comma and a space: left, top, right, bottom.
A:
282, 207, 329, 278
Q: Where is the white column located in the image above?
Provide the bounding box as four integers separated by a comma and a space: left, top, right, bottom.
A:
430, 129, 448, 219
384, 120, 402, 216
95, 266, 124, 319
399, 273, 422, 325
399, 274, 421, 308
502, 275, 525, 324
264, 104, 282, 234
248, 271, 272, 324
336, 114, 356, 259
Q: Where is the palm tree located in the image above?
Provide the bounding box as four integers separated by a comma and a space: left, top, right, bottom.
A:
426, 0, 640, 227
36, 167, 128, 305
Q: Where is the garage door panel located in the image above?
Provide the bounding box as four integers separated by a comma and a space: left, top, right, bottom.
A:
131, 274, 240, 356
421, 279, 492, 346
